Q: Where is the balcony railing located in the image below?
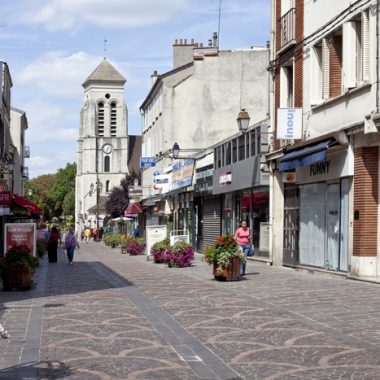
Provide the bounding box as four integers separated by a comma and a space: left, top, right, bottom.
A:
280, 7, 295, 48
22, 166, 29, 179
24, 146, 30, 158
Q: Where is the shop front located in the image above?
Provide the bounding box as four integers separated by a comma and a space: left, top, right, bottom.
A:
280, 145, 353, 271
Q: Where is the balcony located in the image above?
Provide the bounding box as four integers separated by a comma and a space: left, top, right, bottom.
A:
280, 7, 296, 50
24, 146, 30, 158
22, 166, 29, 179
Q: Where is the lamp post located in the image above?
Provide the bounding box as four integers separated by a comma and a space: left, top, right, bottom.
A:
95, 181, 103, 241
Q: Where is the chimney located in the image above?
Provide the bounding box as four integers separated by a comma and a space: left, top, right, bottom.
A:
151, 70, 158, 85
173, 37, 199, 68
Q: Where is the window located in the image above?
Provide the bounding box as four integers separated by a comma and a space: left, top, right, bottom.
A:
106, 180, 110, 193
104, 156, 110, 172
225, 142, 231, 165
238, 135, 245, 161
232, 139, 237, 163
250, 129, 256, 156
110, 102, 117, 136
97, 102, 104, 136
280, 63, 294, 107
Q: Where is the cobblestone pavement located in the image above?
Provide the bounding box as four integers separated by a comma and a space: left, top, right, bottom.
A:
1, 242, 380, 379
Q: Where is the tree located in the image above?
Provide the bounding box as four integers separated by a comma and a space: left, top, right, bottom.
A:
25, 175, 56, 220
105, 172, 140, 218
50, 163, 76, 217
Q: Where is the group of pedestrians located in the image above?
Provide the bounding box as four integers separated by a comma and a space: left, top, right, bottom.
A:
82, 226, 103, 242
44, 226, 80, 265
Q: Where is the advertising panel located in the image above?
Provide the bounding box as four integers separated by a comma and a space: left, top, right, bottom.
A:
4, 223, 37, 257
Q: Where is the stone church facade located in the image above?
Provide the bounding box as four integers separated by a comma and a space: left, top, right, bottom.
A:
75, 59, 129, 234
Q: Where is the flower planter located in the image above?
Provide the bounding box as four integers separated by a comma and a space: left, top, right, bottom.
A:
2, 262, 32, 291
213, 256, 241, 281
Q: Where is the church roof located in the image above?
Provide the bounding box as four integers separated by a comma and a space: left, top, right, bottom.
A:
82, 59, 126, 87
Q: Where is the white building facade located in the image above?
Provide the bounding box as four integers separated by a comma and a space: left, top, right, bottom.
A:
268, 0, 380, 281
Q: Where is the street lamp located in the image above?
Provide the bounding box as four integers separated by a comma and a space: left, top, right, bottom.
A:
172, 142, 180, 159
95, 181, 103, 241
237, 108, 250, 133
27, 189, 32, 198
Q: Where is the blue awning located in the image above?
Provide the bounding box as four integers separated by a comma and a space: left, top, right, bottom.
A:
279, 139, 333, 172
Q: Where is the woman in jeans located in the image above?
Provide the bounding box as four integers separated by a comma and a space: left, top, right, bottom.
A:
235, 220, 252, 275
65, 227, 80, 264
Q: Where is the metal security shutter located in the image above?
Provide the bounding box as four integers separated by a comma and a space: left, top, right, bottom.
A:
201, 196, 222, 251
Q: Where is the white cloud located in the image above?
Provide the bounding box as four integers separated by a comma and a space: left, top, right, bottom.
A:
17, 0, 186, 31
16, 51, 102, 97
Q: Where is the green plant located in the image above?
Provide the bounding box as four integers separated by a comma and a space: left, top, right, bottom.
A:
0, 244, 39, 291
203, 235, 245, 276
36, 239, 46, 258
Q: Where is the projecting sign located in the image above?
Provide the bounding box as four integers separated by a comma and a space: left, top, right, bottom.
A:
140, 157, 156, 168
277, 108, 303, 140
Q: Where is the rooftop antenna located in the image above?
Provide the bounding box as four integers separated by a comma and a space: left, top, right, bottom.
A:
217, 0, 221, 49
103, 37, 107, 59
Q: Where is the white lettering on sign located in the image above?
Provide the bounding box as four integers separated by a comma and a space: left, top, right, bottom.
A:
310, 161, 330, 176
277, 108, 303, 140
219, 173, 232, 185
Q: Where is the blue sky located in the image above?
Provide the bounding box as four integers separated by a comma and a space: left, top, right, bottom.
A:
0, 0, 271, 178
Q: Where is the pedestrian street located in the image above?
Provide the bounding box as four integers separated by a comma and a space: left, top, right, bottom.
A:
1, 242, 380, 379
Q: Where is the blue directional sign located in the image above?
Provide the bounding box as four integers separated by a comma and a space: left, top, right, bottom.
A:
140, 157, 156, 168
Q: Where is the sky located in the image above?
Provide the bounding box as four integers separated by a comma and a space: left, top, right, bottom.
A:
0, 0, 271, 178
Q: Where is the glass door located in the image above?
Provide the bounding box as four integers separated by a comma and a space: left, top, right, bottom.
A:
326, 183, 340, 270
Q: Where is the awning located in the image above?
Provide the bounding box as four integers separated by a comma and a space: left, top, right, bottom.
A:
126, 202, 143, 214
12, 194, 40, 216
279, 139, 334, 172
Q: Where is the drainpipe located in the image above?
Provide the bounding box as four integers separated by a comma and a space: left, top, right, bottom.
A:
376, 0, 379, 113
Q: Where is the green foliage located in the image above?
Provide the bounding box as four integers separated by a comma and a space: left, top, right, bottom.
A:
104, 233, 128, 249
203, 235, 246, 276
36, 239, 46, 258
0, 244, 39, 276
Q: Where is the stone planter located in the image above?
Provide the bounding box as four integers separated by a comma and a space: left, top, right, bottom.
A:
213, 257, 241, 281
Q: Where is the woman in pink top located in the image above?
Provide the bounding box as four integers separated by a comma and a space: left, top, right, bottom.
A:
235, 220, 252, 275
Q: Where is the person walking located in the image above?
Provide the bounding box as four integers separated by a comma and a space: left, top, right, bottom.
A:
47, 226, 61, 263
235, 220, 252, 276
84, 227, 90, 243
65, 227, 80, 264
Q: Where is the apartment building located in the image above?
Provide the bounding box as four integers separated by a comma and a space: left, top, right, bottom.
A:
268, 0, 380, 280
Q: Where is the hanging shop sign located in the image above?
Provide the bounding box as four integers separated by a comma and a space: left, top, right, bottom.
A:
277, 108, 303, 140
172, 159, 195, 190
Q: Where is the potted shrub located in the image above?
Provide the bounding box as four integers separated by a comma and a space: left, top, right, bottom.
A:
0, 244, 39, 291
151, 238, 170, 263
125, 236, 146, 256
203, 235, 245, 281
166, 242, 194, 268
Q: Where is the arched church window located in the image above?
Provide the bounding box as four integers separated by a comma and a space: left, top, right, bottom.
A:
106, 180, 110, 193
97, 102, 105, 136
110, 102, 117, 137
104, 155, 110, 172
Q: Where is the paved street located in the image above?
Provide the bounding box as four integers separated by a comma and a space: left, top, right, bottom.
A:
1, 242, 380, 379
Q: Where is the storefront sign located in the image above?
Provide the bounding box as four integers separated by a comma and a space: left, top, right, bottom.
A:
0, 191, 12, 206
4, 223, 37, 257
195, 164, 213, 195
297, 149, 353, 184
277, 108, 303, 140
219, 172, 232, 185
282, 172, 296, 183
172, 159, 194, 190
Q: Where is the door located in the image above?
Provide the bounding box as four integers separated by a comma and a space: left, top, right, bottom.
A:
326, 183, 340, 270
283, 187, 299, 267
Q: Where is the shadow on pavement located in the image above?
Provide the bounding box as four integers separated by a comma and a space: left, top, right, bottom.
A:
0, 360, 73, 379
